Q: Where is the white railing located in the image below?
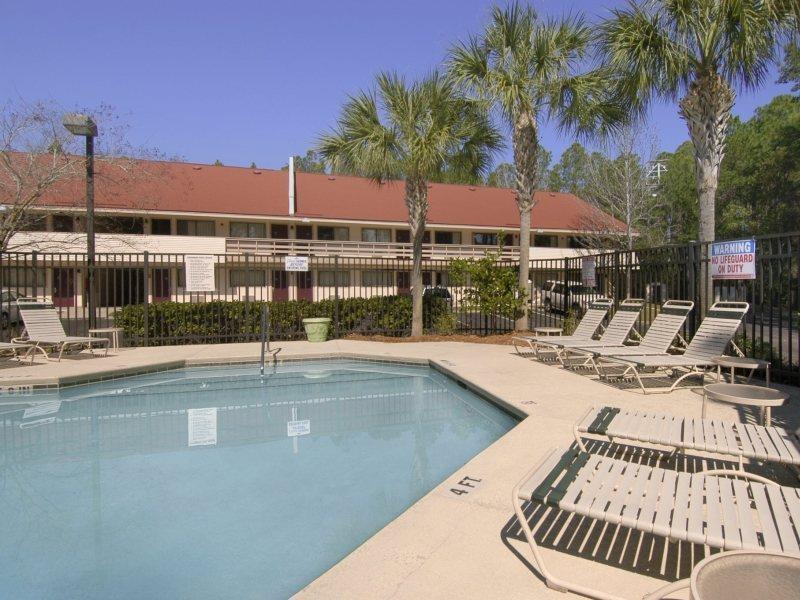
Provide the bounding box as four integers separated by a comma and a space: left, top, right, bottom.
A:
225, 237, 588, 260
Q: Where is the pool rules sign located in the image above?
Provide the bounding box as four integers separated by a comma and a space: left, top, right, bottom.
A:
711, 239, 756, 280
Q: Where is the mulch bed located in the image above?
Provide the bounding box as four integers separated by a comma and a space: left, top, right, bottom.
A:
343, 332, 530, 345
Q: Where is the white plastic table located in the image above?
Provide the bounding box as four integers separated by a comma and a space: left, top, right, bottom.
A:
713, 355, 771, 387
532, 326, 563, 336
702, 382, 788, 427
89, 327, 123, 352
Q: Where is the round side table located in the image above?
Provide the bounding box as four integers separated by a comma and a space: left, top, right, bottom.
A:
702, 382, 788, 427
713, 356, 771, 387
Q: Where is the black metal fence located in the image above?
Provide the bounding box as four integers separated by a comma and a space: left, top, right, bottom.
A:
1, 231, 797, 383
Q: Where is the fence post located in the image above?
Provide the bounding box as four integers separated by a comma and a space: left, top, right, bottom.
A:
334, 255, 340, 338
687, 243, 697, 333
143, 251, 149, 347
31, 250, 39, 299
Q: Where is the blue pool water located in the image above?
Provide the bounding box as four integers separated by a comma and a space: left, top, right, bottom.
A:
0, 360, 517, 599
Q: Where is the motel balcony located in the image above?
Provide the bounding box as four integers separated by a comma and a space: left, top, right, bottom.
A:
9, 231, 591, 261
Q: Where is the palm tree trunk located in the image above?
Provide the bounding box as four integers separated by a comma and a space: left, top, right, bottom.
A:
679, 73, 735, 244
513, 111, 539, 331
679, 73, 735, 312
406, 177, 428, 337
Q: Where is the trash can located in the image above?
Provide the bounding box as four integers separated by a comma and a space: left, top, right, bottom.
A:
302, 317, 331, 342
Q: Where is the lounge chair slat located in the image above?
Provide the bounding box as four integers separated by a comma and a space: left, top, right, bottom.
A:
574, 458, 624, 519
751, 482, 781, 552
762, 426, 794, 463
782, 489, 800, 547
742, 424, 771, 461
717, 478, 743, 550
619, 463, 651, 529
732, 478, 759, 551
781, 431, 800, 465
766, 486, 800, 554
653, 469, 680, 537
736, 423, 757, 460
559, 454, 603, 509
636, 467, 664, 533
686, 474, 707, 545
519, 448, 576, 504
652, 415, 675, 445
670, 472, 692, 541
705, 476, 724, 548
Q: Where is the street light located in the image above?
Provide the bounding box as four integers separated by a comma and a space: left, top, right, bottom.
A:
62, 113, 98, 330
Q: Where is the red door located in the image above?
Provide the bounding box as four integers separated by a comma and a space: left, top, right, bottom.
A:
272, 271, 288, 301
53, 268, 75, 307
297, 272, 313, 301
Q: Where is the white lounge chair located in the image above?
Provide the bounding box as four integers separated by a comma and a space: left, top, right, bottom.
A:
17, 299, 109, 362
0, 340, 32, 361
574, 405, 800, 470
568, 299, 694, 373
512, 298, 614, 360
599, 301, 749, 393
513, 446, 800, 600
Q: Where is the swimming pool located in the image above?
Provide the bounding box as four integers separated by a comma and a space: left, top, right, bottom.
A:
0, 360, 517, 599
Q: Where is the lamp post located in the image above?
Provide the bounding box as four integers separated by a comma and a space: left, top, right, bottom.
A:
62, 114, 98, 330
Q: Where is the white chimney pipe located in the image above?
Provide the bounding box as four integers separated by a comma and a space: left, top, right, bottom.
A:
288, 156, 296, 215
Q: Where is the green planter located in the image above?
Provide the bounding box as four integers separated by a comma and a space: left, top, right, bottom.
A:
302, 317, 332, 342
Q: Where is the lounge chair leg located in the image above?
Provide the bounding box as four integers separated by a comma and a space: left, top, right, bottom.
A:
512, 467, 628, 600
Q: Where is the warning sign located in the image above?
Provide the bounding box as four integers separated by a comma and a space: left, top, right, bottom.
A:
710, 239, 756, 280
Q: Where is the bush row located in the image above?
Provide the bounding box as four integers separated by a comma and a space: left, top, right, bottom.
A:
113, 295, 449, 345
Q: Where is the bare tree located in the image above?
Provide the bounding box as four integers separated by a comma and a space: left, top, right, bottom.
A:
0, 98, 168, 252
576, 123, 664, 251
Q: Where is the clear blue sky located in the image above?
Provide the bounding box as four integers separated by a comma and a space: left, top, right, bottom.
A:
3, 0, 793, 170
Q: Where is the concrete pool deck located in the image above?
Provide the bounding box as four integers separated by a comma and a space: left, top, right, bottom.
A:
1, 340, 798, 599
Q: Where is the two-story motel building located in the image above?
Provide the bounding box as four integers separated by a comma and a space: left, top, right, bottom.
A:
6, 158, 622, 308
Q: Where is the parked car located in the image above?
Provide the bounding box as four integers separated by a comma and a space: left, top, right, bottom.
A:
423, 286, 453, 307
0, 289, 22, 329
539, 280, 600, 316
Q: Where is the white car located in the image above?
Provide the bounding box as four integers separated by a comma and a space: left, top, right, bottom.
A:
539, 280, 600, 316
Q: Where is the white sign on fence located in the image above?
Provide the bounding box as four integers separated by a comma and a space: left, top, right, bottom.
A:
184, 255, 216, 292
711, 238, 756, 280
287, 419, 311, 437
284, 256, 309, 272
581, 257, 596, 287
188, 407, 218, 446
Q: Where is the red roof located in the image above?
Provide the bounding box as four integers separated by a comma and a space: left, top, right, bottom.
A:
28, 157, 624, 232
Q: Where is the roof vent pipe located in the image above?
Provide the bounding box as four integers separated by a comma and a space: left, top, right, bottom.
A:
288, 156, 296, 215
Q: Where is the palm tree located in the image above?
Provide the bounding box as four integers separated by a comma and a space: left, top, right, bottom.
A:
449, 2, 620, 331
600, 0, 795, 245
318, 72, 501, 336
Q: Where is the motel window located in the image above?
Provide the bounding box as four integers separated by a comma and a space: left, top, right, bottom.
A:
52, 214, 75, 232
5, 268, 46, 288
434, 231, 461, 245
534, 234, 556, 247
472, 232, 498, 246
177, 219, 216, 236
230, 269, 267, 287
361, 228, 391, 243
151, 218, 172, 235
395, 230, 430, 243
317, 270, 351, 287
230, 222, 267, 238
317, 226, 349, 241
18, 214, 47, 231
270, 224, 289, 239
567, 236, 584, 249
362, 270, 393, 287
296, 225, 313, 240
95, 216, 144, 234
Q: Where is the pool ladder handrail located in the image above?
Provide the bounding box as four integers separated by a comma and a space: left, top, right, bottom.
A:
260, 303, 281, 376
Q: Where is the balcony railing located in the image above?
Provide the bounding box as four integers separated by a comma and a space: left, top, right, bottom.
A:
225, 237, 588, 259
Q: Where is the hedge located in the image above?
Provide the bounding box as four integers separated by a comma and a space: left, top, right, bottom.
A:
113, 295, 449, 345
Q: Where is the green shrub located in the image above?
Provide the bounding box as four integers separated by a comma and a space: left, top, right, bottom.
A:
113, 295, 448, 345
563, 309, 580, 336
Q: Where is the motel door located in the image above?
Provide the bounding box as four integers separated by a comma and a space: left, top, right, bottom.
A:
52, 268, 76, 308
152, 268, 171, 302
397, 271, 410, 295
297, 272, 313, 301
272, 270, 288, 301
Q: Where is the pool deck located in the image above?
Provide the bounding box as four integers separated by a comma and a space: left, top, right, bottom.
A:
1, 340, 798, 599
